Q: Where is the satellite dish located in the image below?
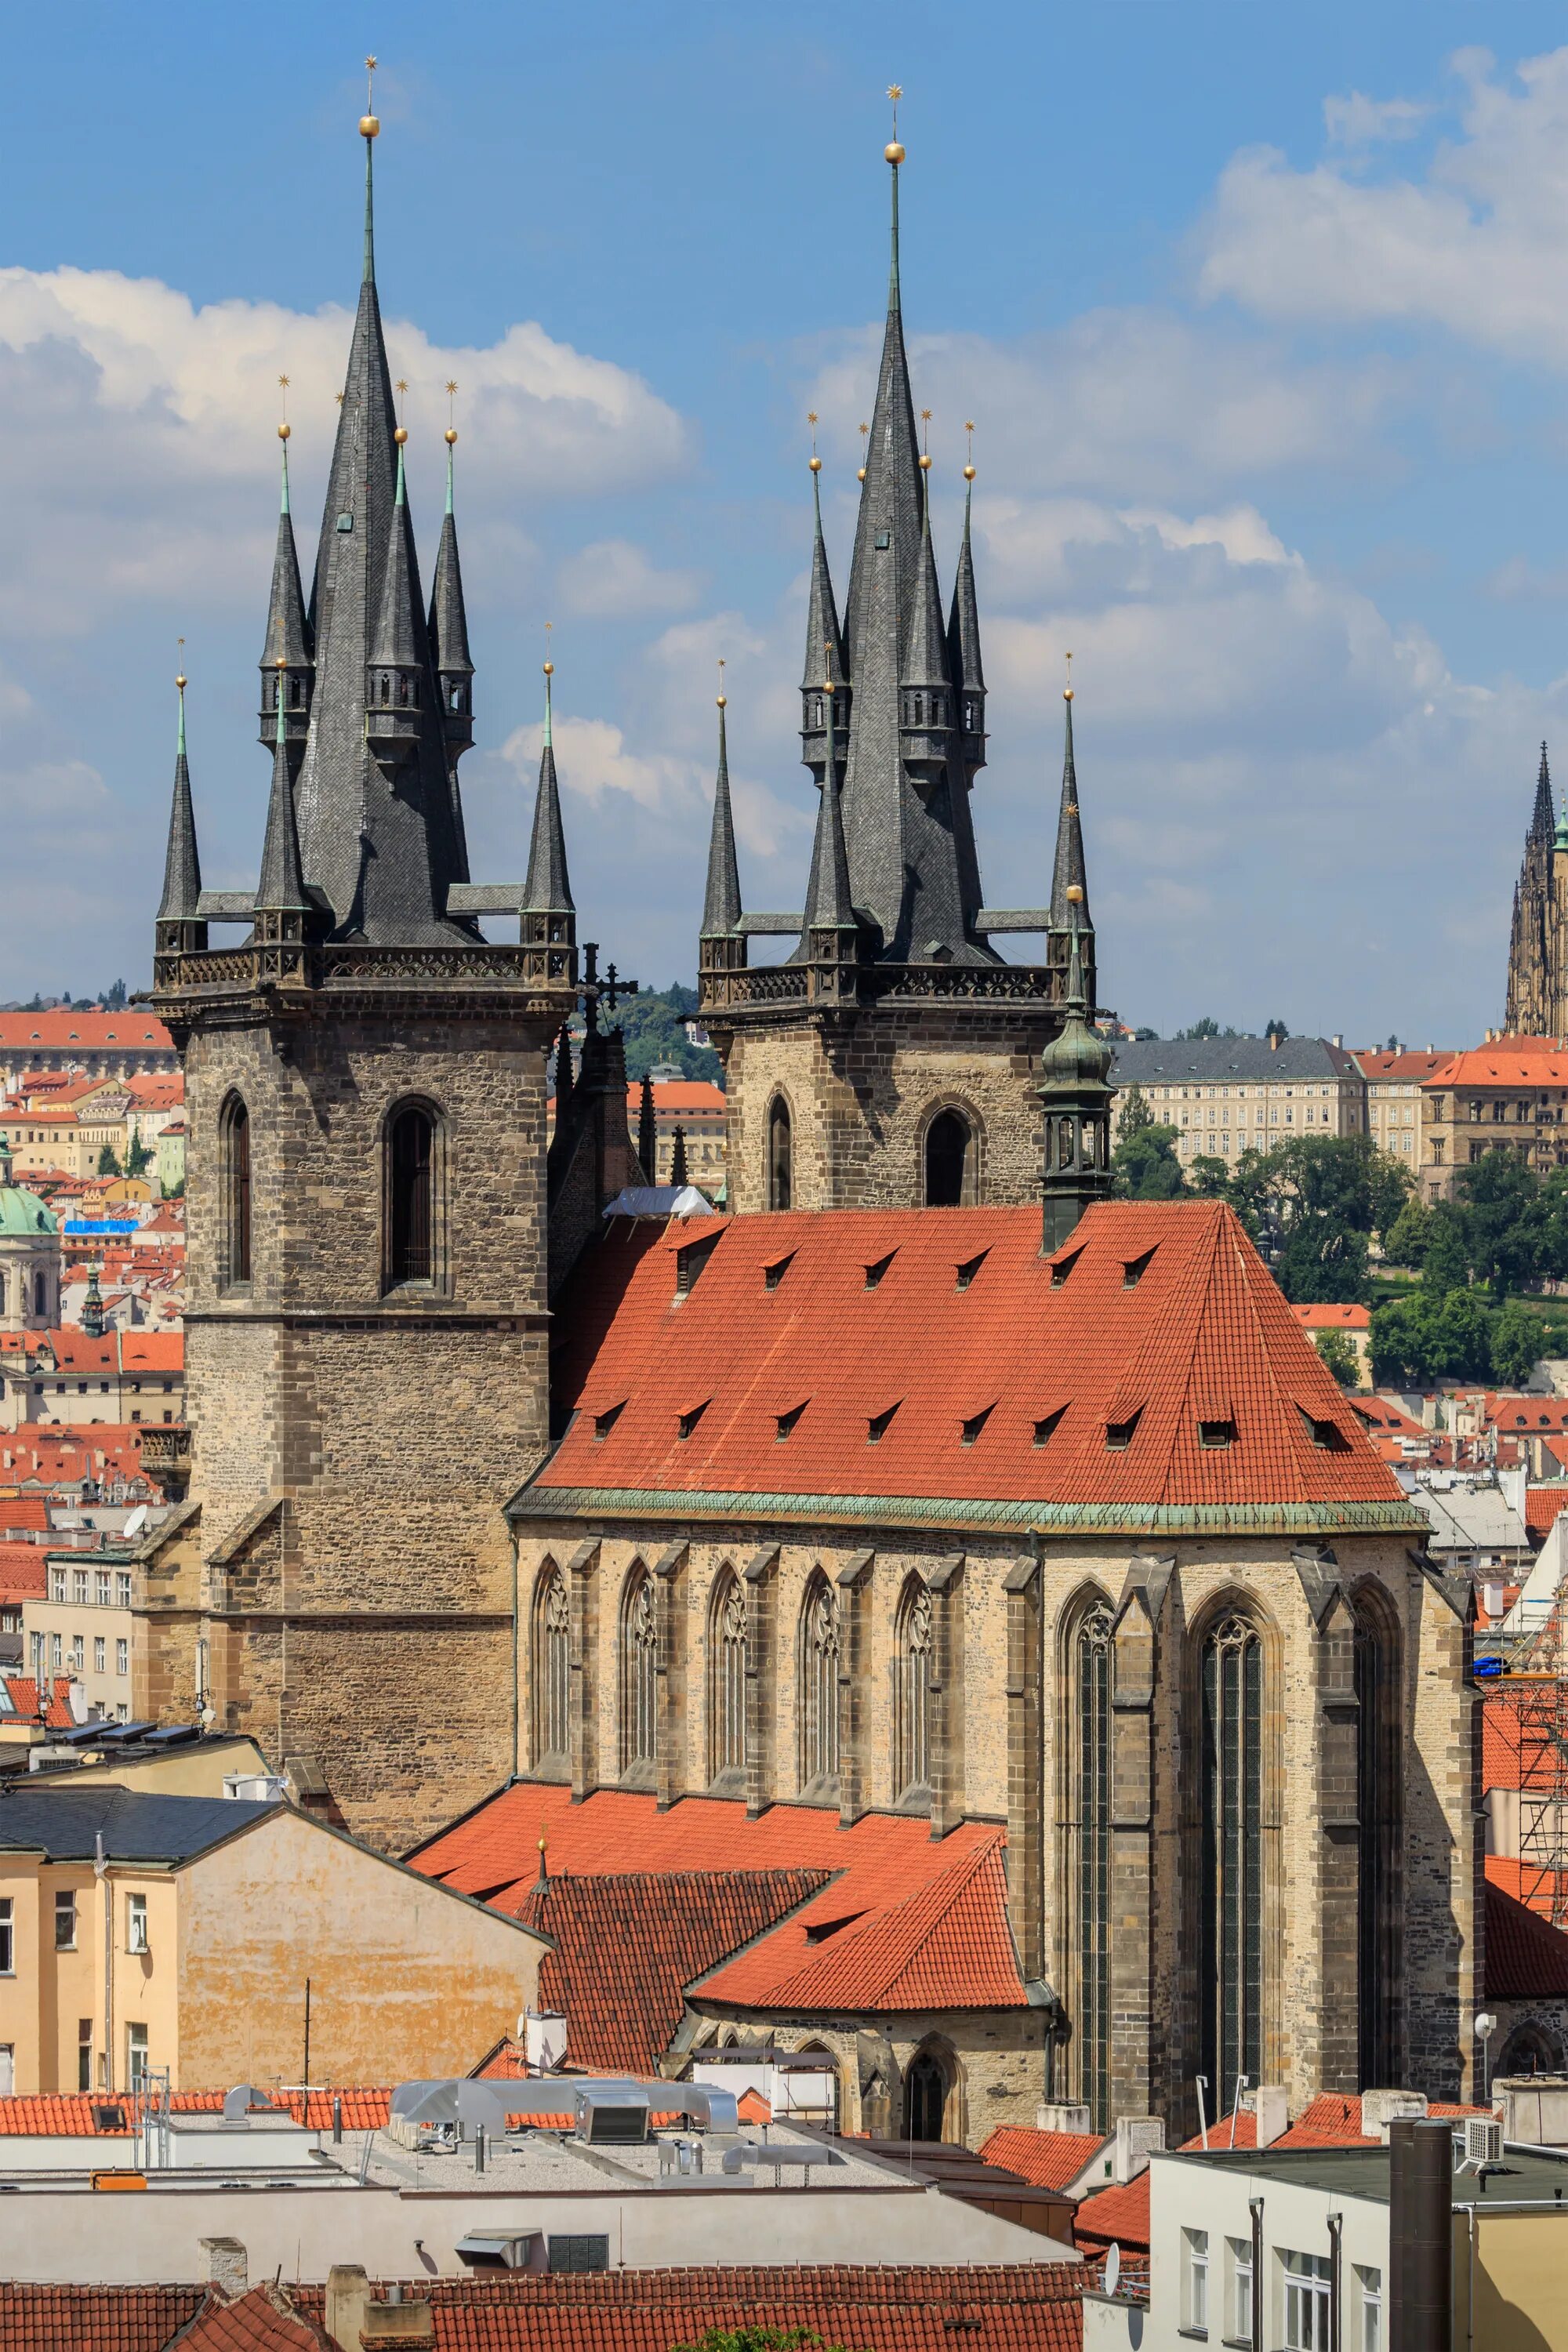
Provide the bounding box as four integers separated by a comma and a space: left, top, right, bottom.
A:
1104, 2243, 1120, 2296
123, 1504, 149, 1537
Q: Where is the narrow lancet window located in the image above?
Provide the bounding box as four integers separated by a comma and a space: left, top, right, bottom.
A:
1200, 1613, 1263, 2099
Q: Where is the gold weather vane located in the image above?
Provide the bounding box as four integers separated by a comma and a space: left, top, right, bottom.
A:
886, 84, 905, 165
1065, 649, 1073, 702
176, 636, 186, 692
824, 637, 835, 695
445, 379, 459, 446
278, 374, 291, 443
543, 619, 553, 677
808, 410, 821, 474
920, 407, 931, 472
394, 379, 408, 447
361, 56, 379, 140
717, 655, 726, 710
858, 419, 868, 483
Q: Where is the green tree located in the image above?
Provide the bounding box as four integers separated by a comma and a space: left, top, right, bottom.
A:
125, 1130, 151, 1179
1265, 1018, 1289, 1046
668, 2332, 851, 2352
1276, 1219, 1368, 1305
1370, 1293, 1443, 1387
1174, 1016, 1239, 1040
1383, 1196, 1431, 1270
1420, 1205, 1470, 1298
1456, 1152, 1545, 1298
613, 984, 724, 1086
1185, 1152, 1232, 1198
1432, 1285, 1494, 1381
1315, 1327, 1362, 1388
1116, 1083, 1156, 1143
1112, 1121, 1185, 1200
96, 1143, 122, 1177
1491, 1298, 1545, 1388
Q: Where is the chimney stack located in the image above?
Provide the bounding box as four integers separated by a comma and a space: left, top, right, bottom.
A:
1388, 2115, 1453, 2352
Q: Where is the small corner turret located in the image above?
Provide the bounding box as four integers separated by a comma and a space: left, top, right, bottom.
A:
258, 392, 314, 767
429, 386, 474, 764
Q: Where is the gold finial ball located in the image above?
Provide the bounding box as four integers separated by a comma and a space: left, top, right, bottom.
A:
1063, 686, 1074, 702
717, 693, 727, 710
963, 463, 976, 481
445, 426, 459, 446
808, 453, 822, 474
393, 425, 408, 446
543, 661, 554, 677
885, 140, 906, 165
857, 466, 866, 481
276, 655, 287, 671
919, 452, 932, 470
278, 421, 292, 442
1066, 884, 1084, 904
176, 673, 187, 691
360, 113, 380, 138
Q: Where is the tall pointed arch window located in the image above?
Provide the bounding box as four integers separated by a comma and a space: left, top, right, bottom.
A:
386, 1103, 435, 1286
1353, 1592, 1402, 2089
1200, 1613, 1263, 2100
798, 1573, 841, 1790
532, 1565, 571, 1769
220, 1094, 252, 1287
1066, 1596, 1113, 2129
708, 1569, 749, 1786
619, 1567, 658, 1777
924, 1109, 973, 1207
895, 1577, 934, 1800
768, 1096, 793, 1211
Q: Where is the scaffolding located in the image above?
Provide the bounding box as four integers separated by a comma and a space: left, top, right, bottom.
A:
1501, 1581, 1568, 1927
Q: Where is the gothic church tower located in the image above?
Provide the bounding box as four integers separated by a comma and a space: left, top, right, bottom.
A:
700, 125, 1099, 1214
140, 103, 607, 1846
1506, 742, 1568, 1036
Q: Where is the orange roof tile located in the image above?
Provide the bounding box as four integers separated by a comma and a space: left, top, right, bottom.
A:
1427, 1043, 1568, 1086
1290, 1304, 1370, 1330
0, 1544, 47, 1603
1526, 1486, 1568, 1537
0, 1014, 172, 1053
1485, 1865, 1568, 1998
532, 1203, 1411, 1528
162, 2286, 335, 2352
980, 2125, 1109, 2192
412, 1785, 1028, 2016
0, 2283, 202, 2348
624, 1081, 727, 1116
1482, 1690, 1568, 1794
2, 1676, 74, 1729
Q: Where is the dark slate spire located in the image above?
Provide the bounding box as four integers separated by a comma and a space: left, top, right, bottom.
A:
365, 441, 423, 768
430, 424, 474, 761
258, 429, 313, 761
898, 469, 953, 782
157, 676, 202, 924
1049, 679, 1091, 931
256, 666, 310, 922
802, 677, 856, 941
291, 109, 468, 944
702, 693, 743, 938
1531, 741, 1555, 847
524, 666, 574, 916
800, 447, 848, 781
670, 1126, 688, 1189
948, 446, 985, 779
637, 1072, 655, 1179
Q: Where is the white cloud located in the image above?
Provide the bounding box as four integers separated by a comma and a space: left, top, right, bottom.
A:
1196, 45, 1568, 365
0, 265, 689, 636
557, 539, 702, 619
500, 713, 692, 817
1323, 91, 1432, 150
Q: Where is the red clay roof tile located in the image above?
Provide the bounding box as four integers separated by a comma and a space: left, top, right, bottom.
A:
980, 2125, 1109, 2192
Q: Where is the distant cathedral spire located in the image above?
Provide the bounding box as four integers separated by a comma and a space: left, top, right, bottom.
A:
429, 387, 474, 775
521, 660, 577, 987
702, 688, 742, 939
800, 423, 847, 782
948, 426, 985, 779
259, 393, 313, 764
1532, 741, 1555, 846
1507, 736, 1568, 1036
256, 662, 310, 930
1050, 660, 1091, 932
157, 666, 205, 947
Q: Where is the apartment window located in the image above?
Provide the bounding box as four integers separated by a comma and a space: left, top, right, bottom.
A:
49, 1633, 62, 1673
1227, 2238, 1254, 2342
1283, 2249, 1332, 2350
93, 1638, 105, 1674
116, 1639, 128, 1676
126, 2021, 148, 2089
94, 1571, 109, 1606
0, 1899, 11, 1974
72, 1570, 88, 1606
126, 1893, 148, 1955
78, 2018, 92, 2091
117, 1574, 131, 1608
70, 1636, 83, 1674
55, 1890, 76, 1951
49, 1568, 64, 1602
1181, 2227, 1210, 2334
1354, 2263, 1383, 2352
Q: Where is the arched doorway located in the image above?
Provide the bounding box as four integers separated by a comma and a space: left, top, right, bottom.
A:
903, 2048, 947, 2141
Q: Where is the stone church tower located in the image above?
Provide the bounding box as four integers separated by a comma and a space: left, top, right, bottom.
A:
700, 131, 1100, 1214
139, 110, 630, 1846
1505, 742, 1568, 1036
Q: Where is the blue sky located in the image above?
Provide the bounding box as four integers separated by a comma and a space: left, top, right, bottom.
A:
6, 4, 1568, 1039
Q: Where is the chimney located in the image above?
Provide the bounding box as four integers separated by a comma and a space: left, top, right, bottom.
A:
1269, 1032, 1279, 1052
1388, 2115, 1453, 2352
325, 2267, 370, 2351
1332, 1034, 1343, 1050
1111, 2113, 1164, 2183
198, 2239, 248, 2299
1251, 2085, 1288, 2149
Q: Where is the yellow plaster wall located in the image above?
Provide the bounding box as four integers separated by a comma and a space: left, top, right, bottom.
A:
1470, 2209, 1568, 2350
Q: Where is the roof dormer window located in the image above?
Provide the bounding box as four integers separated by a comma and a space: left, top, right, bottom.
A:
675, 1234, 720, 1299
1033, 1406, 1067, 1448
1049, 1245, 1084, 1290
960, 1404, 994, 1446
677, 1400, 711, 1441
775, 1401, 808, 1441
1105, 1409, 1144, 1452
955, 1250, 989, 1292
1123, 1247, 1157, 1289
867, 1403, 901, 1444
864, 1250, 897, 1290
1198, 1419, 1236, 1450
593, 1401, 626, 1442
764, 1252, 796, 1293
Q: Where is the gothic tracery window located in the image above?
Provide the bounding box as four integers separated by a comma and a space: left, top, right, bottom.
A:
895, 1578, 933, 1798
799, 1573, 841, 1788
709, 1570, 748, 1783
1354, 1595, 1402, 2089
1200, 1613, 1263, 2100
386, 1102, 438, 1287
619, 1569, 658, 1775
532, 1566, 571, 1766
1072, 1599, 1113, 2129
220, 1094, 252, 1287
768, 1096, 793, 1211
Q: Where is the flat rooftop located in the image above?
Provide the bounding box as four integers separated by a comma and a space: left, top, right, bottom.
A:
1163, 2142, 1568, 2209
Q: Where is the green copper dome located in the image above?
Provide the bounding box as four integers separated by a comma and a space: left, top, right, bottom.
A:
0, 1149, 57, 1235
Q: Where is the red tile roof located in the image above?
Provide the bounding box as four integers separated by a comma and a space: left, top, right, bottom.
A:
0, 2087, 392, 2136
532, 1203, 1413, 1530
1, 1676, 74, 1729
0, 1014, 172, 1054
1486, 1853, 1568, 1929
980, 2125, 1109, 2192
1482, 1690, 1568, 1795
1290, 1304, 1370, 1330
1526, 1485, 1568, 1537
0, 1497, 49, 1533
412, 1785, 1028, 2015
1486, 1865, 1568, 1998
510, 1869, 830, 2074
0, 1544, 46, 1603
1428, 1043, 1568, 1086
624, 1081, 727, 1117
1483, 1395, 1568, 1433
0, 2283, 201, 2349
165, 2288, 336, 2352
289, 2267, 1090, 2352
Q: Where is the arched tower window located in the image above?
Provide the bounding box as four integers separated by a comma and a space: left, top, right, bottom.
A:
1068, 1596, 1114, 2130
619, 1567, 658, 1777
532, 1566, 572, 1768
895, 1577, 933, 1800
220, 1095, 252, 1287
798, 1573, 841, 1790
1200, 1613, 1264, 2101
708, 1569, 748, 1784
1353, 1589, 1403, 2089
385, 1102, 437, 1287
768, 1097, 793, 1212
924, 1109, 972, 1207
903, 2045, 949, 2141
33, 1271, 46, 1318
